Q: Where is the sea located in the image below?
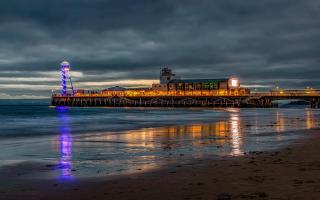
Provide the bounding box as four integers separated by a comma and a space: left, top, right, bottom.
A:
0, 99, 319, 180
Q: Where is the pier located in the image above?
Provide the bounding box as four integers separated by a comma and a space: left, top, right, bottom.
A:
51, 61, 320, 108
51, 92, 320, 108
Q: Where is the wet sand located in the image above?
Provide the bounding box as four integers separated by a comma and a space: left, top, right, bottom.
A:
2, 129, 320, 200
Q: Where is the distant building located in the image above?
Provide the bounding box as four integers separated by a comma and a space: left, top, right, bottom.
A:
106, 86, 126, 91
100, 86, 126, 96
167, 78, 229, 91
151, 83, 168, 91
160, 67, 180, 84
152, 67, 245, 94
152, 67, 179, 91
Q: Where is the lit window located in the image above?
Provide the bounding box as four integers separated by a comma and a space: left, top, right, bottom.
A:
231, 79, 238, 87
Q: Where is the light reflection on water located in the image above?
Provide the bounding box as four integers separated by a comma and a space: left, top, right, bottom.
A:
230, 113, 242, 156
51, 108, 320, 178
57, 110, 73, 178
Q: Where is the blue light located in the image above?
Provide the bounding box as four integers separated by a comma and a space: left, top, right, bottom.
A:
55, 106, 69, 112
57, 109, 74, 180
59, 133, 72, 177
60, 61, 71, 96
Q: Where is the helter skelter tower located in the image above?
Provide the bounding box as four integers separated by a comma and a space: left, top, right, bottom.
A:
60, 61, 74, 96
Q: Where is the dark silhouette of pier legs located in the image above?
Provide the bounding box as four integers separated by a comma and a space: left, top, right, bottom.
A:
310, 100, 320, 109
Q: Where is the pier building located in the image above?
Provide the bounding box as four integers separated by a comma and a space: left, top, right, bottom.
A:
151, 68, 247, 95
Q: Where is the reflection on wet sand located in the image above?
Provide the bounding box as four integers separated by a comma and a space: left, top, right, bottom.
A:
59, 134, 72, 177
306, 110, 315, 129
52, 109, 319, 178
54, 111, 73, 178
275, 109, 316, 133
276, 112, 285, 133
79, 113, 244, 155
230, 113, 242, 156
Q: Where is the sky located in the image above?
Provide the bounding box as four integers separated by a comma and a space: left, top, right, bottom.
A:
0, 0, 319, 98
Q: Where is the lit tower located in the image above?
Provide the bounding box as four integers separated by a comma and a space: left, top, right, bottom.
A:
61, 61, 74, 96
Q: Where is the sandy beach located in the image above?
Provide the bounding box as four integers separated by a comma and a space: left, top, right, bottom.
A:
1, 129, 320, 200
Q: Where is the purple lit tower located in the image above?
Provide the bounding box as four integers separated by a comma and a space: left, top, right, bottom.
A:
60, 61, 74, 95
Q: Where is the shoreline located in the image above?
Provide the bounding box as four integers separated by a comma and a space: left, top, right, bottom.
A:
1, 128, 320, 200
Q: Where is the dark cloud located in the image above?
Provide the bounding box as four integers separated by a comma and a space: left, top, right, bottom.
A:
0, 0, 319, 97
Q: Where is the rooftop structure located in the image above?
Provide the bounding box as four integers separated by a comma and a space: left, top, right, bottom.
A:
106, 86, 126, 91
160, 67, 180, 84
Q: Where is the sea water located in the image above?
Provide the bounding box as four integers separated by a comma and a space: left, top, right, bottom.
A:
0, 99, 319, 179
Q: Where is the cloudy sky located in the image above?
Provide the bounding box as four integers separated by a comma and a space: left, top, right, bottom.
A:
0, 0, 319, 98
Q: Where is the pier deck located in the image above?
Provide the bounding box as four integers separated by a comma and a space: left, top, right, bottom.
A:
51, 92, 320, 108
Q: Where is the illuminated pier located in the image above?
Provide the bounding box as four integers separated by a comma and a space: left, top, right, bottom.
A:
51, 63, 320, 108
51, 92, 320, 108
